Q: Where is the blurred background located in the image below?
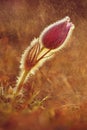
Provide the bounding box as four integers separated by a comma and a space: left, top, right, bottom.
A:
0, 0, 87, 129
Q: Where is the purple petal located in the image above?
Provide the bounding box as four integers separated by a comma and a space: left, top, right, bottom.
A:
39, 16, 74, 49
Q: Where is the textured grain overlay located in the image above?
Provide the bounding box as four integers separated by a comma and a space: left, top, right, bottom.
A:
0, 0, 87, 130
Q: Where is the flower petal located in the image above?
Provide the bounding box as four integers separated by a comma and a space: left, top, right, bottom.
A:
39, 16, 74, 49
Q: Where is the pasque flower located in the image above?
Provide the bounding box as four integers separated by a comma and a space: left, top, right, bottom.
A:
0, 16, 75, 113
39, 16, 74, 49
15, 16, 75, 95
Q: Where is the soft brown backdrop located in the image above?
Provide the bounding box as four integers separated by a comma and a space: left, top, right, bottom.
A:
0, 0, 87, 130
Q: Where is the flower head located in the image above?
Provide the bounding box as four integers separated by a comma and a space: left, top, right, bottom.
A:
39, 16, 74, 49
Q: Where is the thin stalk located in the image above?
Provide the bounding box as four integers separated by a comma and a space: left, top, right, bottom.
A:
36, 49, 51, 62
15, 48, 51, 96
15, 70, 29, 95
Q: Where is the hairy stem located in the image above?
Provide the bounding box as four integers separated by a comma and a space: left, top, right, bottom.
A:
15, 48, 51, 96
15, 70, 29, 95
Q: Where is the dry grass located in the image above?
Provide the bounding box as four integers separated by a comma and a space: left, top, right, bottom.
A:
0, 0, 87, 130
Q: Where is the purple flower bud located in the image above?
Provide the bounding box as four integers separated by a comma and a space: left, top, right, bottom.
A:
39, 16, 74, 49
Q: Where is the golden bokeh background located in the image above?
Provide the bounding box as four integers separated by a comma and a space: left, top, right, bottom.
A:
0, 0, 87, 130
